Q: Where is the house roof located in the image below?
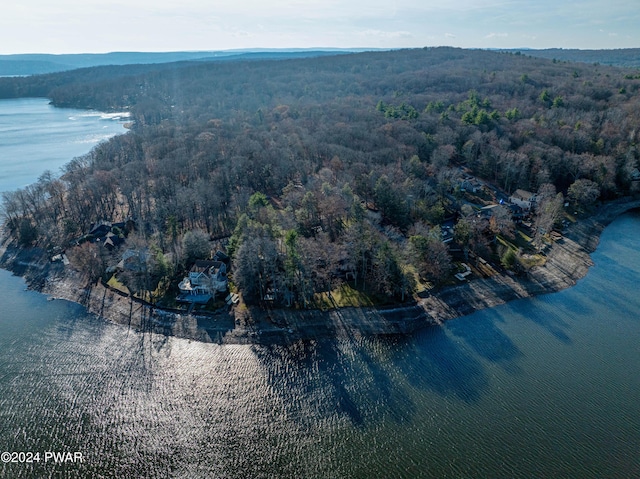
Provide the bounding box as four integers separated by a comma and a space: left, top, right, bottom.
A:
89, 222, 112, 237
191, 260, 217, 272
213, 250, 229, 263
118, 249, 148, 272
190, 260, 226, 275
511, 189, 536, 201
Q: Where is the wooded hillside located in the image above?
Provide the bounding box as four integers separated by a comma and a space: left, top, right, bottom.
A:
2, 47, 639, 308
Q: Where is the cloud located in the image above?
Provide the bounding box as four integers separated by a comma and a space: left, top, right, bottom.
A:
485, 32, 508, 39
357, 29, 413, 39
3, 0, 640, 53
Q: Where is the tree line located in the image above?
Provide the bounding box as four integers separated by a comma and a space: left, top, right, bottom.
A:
1, 47, 639, 307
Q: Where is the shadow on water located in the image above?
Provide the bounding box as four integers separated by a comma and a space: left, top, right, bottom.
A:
102, 301, 172, 394
252, 341, 364, 427
577, 276, 639, 321
197, 315, 234, 344
356, 343, 416, 425
505, 297, 574, 345
393, 326, 488, 403
253, 317, 502, 428
253, 339, 416, 428
579, 249, 640, 321
447, 311, 523, 374
51, 303, 96, 339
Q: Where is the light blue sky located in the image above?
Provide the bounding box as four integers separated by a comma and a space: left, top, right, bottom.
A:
2, 0, 638, 54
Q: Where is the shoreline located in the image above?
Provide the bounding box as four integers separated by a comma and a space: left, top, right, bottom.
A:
1, 197, 639, 345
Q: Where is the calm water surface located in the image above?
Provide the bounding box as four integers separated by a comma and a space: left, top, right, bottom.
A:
0, 97, 127, 192
0, 99, 639, 479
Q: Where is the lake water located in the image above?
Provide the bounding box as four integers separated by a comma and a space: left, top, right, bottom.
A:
0, 99, 639, 478
0, 98, 128, 192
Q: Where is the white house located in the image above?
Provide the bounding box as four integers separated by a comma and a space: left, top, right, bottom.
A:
509, 189, 537, 211
178, 260, 228, 300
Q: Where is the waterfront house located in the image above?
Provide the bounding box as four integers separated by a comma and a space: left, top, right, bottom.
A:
178, 260, 228, 302
509, 189, 537, 211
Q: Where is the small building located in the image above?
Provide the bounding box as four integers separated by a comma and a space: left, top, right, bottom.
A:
509, 189, 537, 211
119, 249, 148, 273
460, 177, 483, 194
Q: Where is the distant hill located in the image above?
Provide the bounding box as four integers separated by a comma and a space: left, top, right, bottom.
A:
500, 48, 640, 68
2, 48, 638, 76
0, 49, 380, 76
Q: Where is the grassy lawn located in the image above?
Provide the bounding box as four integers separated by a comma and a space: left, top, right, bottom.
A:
497, 234, 546, 269
403, 263, 435, 294
497, 235, 517, 252
519, 254, 546, 269
517, 229, 533, 243
106, 275, 130, 295
314, 283, 379, 309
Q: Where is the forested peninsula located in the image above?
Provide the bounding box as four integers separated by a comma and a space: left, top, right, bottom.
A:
1, 47, 640, 343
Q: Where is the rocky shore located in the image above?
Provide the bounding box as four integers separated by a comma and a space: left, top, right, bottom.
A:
2, 197, 639, 345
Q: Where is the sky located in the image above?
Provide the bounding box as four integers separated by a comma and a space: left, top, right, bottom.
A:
1, 0, 639, 54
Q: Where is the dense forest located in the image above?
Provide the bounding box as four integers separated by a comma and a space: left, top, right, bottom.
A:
502, 48, 640, 68
2, 47, 640, 309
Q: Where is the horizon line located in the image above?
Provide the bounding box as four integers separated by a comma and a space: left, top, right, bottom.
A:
1, 45, 639, 56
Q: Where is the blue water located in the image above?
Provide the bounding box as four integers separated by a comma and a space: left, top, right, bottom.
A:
0, 98, 127, 192
0, 99, 638, 478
